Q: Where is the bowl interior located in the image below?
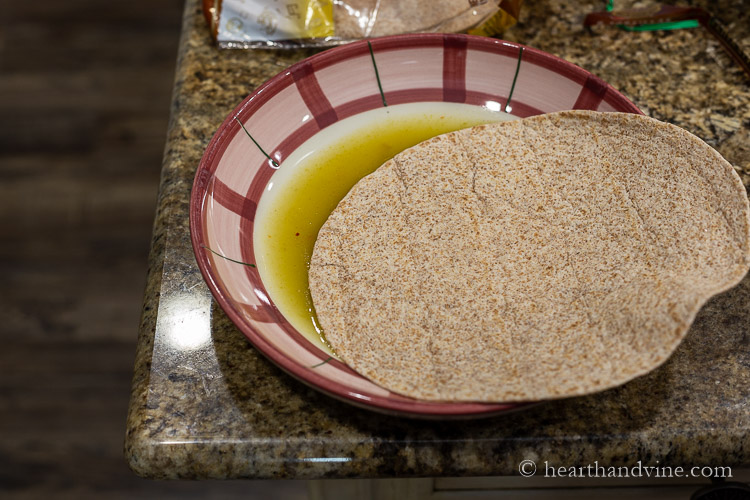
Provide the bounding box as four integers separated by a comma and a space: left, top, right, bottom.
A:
190, 34, 641, 417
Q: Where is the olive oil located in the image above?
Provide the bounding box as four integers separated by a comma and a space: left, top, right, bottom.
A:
253, 102, 516, 354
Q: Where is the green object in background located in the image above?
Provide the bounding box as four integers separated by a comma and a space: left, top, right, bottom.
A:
606, 0, 700, 31
585, 2, 750, 78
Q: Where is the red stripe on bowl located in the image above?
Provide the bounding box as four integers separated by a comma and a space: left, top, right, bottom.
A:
291, 61, 339, 129
387, 88, 445, 105
211, 176, 257, 221
443, 34, 468, 103
334, 94, 388, 120
573, 74, 609, 111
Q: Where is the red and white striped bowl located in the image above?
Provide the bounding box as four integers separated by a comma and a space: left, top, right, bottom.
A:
190, 34, 642, 418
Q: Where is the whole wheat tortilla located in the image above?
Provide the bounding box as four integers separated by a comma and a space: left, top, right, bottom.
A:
308, 110, 750, 402
334, 0, 498, 38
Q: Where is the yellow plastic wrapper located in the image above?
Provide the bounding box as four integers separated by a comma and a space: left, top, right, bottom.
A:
203, 0, 523, 48
470, 0, 523, 37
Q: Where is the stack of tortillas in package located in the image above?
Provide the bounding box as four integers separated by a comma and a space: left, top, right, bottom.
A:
334, 0, 501, 38
204, 0, 522, 48
309, 110, 750, 402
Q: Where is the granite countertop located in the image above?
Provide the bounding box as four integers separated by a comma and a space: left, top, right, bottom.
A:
125, 0, 750, 480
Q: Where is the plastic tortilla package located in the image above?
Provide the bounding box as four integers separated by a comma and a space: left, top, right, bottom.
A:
202, 0, 523, 49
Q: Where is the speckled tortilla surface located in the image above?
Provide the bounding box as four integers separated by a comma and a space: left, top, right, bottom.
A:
308, 110, 750, 402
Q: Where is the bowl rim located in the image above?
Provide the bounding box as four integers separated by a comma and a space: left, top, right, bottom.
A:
189, 33, 642, 418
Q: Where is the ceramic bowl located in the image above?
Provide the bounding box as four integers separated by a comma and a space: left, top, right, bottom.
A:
190, 33, 641, 418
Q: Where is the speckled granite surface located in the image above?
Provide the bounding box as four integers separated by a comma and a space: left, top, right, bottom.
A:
125, 0, 750, 479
